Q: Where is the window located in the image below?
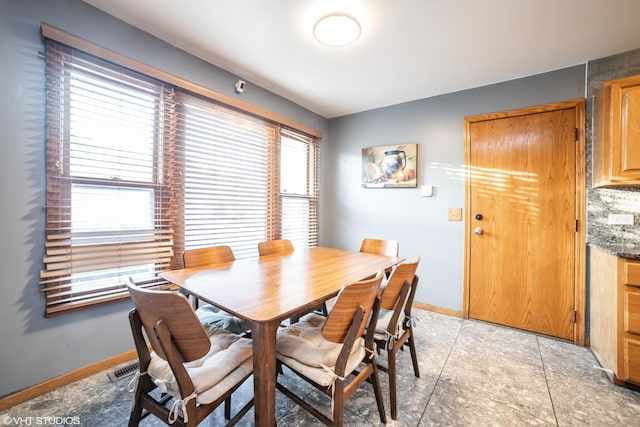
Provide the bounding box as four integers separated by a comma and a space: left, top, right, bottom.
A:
41, 35, 320, 315
280, 130, 319, 249
178, 95, 319, 259
181, 94, 272, 259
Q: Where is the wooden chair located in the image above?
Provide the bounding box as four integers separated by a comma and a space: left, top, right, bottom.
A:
324, 236, 400, 314
257, 239, 294, 256
259, 240, 327, 320
275, 270, 387, 426
183, 246, 249, 335
183, 245, 236, 267
360, 237, 399, 278
359, 237, 400, 258
372, 256, 421, 420
126, 278, 254, 427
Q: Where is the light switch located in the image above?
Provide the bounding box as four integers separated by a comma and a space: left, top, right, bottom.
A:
421, 185, 433, 197
448, 208, 462, 221
608, 213, 634, 225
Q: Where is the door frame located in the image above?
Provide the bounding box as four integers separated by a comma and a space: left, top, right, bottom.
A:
462, 99, 586, 345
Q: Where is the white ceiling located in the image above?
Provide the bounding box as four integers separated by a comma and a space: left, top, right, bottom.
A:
81, 0, 640, 118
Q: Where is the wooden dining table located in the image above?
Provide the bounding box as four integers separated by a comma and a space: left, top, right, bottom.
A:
159, 246, 403, 427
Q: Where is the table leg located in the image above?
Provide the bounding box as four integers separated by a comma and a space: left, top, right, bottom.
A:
251, 320, 279, 427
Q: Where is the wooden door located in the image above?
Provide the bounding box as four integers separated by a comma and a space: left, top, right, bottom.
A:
465, 102, 584, 341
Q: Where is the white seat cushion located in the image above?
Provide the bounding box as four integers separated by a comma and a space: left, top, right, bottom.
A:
148, 326, 253, 404
196, 305, 249, 335
276, 313, 365, 387
373, 307, 403, 340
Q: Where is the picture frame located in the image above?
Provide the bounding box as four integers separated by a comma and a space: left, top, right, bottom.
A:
362, 143, 417, 188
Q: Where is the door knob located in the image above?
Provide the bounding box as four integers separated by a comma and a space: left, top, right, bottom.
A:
474, 227, 483, 235
475, 214, 483, 220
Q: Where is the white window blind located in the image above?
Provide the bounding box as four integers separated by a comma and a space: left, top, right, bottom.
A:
280, 130, 319, 249
180, 94, 273, 259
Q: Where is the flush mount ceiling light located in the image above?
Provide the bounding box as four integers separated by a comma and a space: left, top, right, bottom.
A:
313, 13, 361, 47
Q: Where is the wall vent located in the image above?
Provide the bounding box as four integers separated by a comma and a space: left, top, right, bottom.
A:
107, 360, 140, 382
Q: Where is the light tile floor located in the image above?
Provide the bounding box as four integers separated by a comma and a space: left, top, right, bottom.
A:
2, 309, 640, 426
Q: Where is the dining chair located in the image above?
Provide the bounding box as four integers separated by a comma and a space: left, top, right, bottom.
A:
360, 237, 400, 277
258, 239, 327, 321
359, 237, 400, 258
183, 245, 249, 335
126, 278, 254, 427
370, 256, 420, 420
323, 236, 401, 316
275, 270, 387, 426
184, 245, 236, 267
257, 239, 294, 256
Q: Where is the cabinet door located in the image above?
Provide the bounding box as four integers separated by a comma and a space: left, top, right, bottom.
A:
624, 288, 640, 334
623, 338, 640, 383
610, 75, 640, 182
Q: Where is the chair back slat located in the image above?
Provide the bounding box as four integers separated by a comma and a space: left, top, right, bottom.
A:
323, 270, 384, 343
127, 278, 211, 362
183, 245, 236, 268
359, 238, 399, 257
380, 256, 420, 310
258, 239, 294, 256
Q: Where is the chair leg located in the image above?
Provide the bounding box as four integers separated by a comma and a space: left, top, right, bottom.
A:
371, 363, 387, 424
224, 396, 232, 420
128, 373, 154, 427
388, 348, 398, 420
185, 399, 198, 427
407, 328, 420, 377
332, 384, 345, 427
127, 391, 144, 427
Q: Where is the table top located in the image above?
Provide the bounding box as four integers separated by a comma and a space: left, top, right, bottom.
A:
160, 246, 403, 323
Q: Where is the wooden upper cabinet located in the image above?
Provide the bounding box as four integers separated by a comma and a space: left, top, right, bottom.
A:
593, 74, 640, 187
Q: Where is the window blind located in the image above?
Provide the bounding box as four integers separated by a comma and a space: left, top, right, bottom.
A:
179, 94, 274, 260
280, 130, 319, 249
41, 33, 320, 315
41, 40, 175, 315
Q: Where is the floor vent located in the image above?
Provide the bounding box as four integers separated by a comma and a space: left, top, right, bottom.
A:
107, 360, 140, 382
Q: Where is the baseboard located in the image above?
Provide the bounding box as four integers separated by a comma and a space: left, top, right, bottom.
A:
613, 375, 640, 393
414, 302, 464, 318
0, 350, 137, 412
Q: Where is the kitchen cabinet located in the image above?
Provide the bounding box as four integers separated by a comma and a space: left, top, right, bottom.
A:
593, 74, 640, 187
590, 247, 640, 388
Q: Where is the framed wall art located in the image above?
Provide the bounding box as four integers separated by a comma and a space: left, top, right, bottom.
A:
362, 143, 417, 188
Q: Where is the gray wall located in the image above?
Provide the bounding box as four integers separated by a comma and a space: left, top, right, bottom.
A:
325, 67, 586, 311
2, 0, 639, 403
0, 0, 327, 398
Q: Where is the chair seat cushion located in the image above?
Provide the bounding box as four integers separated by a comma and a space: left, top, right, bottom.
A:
276, 313, 365, 386
148, 326, 253, 404
196, 305, 249, 335
373, 307, 402, 340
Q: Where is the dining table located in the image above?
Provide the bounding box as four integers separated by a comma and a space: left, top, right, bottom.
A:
159, 246, 403, 427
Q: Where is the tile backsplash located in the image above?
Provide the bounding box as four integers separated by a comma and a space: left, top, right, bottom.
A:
587, 186, 640, 254
586, 48, 640, 255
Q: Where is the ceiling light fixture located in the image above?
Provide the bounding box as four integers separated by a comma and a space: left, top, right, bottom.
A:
313, 13, 361, 47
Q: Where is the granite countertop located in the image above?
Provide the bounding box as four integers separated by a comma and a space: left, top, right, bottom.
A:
588, 242, 640, 259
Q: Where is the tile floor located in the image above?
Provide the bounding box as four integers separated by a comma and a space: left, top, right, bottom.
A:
2, 309, 640, 426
